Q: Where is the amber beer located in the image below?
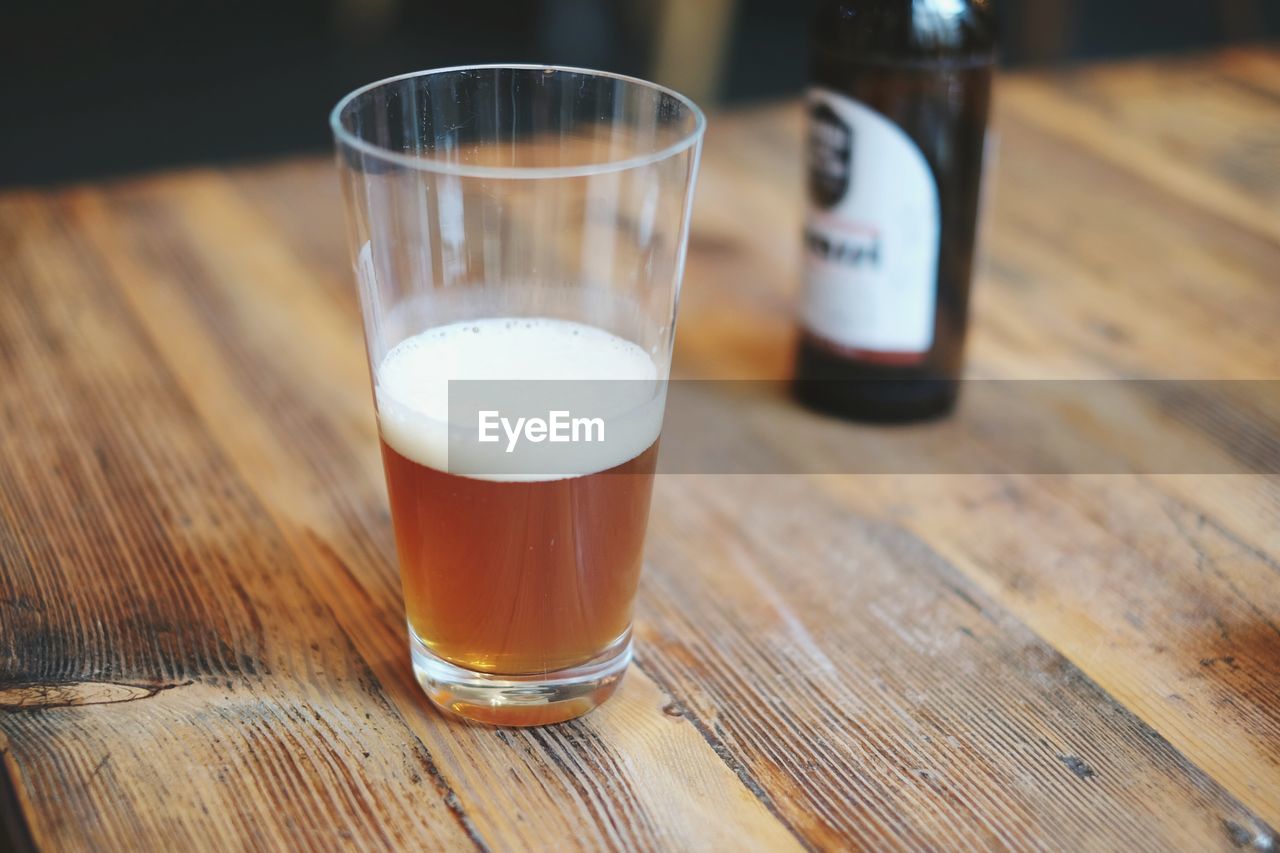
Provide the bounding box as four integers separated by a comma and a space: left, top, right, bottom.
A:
380, 438, 657, 674
373, 315, 663, 701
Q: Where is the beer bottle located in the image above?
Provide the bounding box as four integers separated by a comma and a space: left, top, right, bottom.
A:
794, 0, 997, 421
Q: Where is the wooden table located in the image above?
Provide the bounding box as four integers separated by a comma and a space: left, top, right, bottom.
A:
3, 48, 1279, 850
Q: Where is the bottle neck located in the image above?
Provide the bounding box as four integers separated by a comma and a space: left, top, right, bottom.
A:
814, 0, 998, 64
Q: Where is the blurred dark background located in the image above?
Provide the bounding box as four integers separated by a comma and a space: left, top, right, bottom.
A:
3, 0, 1277, 187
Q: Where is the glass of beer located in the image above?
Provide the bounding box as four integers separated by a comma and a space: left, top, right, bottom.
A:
331, 66, 704, 725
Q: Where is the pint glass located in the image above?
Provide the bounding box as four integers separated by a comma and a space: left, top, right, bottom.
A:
332, 66, 704, 725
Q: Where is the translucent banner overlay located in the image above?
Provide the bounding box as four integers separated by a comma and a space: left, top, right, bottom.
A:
438, 380, 1280, 476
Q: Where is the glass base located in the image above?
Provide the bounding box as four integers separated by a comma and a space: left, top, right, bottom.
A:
410, 628, 632, 726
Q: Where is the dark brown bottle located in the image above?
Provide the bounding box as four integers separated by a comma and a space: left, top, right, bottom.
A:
794, 0, 996, 422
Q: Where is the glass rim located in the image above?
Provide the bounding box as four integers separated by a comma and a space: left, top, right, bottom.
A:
330, 63, 707, 180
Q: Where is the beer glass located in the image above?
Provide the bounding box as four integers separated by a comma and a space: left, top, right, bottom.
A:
331, 66, 704, 725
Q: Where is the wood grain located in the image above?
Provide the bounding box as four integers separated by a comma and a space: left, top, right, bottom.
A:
3, 48, 1279, 850
60, 178, 798, 852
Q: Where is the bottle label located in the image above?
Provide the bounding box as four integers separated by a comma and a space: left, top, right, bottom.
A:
802, 87, 940, 362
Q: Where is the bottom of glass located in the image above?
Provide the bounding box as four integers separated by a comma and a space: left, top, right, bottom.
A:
410, 627, 632, 726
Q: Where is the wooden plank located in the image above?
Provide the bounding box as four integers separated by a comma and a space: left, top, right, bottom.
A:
639, 473, 1274, 849
997, 56, 1280, 247
803, 471, 1280, 832
1219, 47, 1280, 97
0, 193, 477, 851
1041, 52, 1280, 211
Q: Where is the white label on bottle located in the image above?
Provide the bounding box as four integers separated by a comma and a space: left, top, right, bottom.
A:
802, 87, 940, 360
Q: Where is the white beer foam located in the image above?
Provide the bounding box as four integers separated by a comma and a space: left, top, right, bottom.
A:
376, 318, 663, 481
